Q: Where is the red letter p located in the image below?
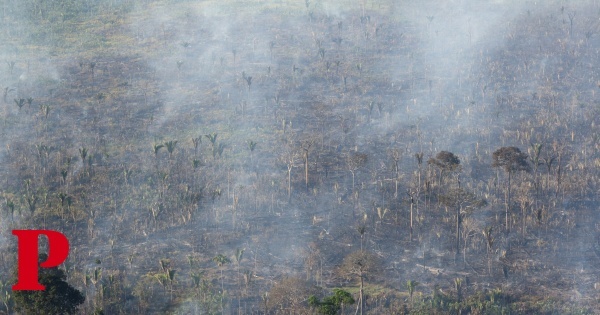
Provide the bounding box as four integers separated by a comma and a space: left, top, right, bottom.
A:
12, 230, 70, 291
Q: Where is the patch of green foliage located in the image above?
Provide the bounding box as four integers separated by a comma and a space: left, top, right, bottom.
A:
309, 288, 355, 315
13, 266, 85, 314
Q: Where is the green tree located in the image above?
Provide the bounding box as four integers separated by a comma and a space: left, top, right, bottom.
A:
13, 258, 84, 314
309, 288, 355, 315
406, 280, 419, 305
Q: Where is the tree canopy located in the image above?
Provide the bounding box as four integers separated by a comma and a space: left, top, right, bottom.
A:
492, 147, 531, 174
13, 265, 85, 315
428, 151, 461, 172
309, 288, 355, 315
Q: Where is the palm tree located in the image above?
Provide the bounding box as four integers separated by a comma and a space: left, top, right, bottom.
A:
454, 278, 463, 302
205, 133, 218, 146
213, 254, 231, 288
156, 259, 176, 299
242, 72, 252, 90
167, 269, 176, 295
414, 152, 424, 166
152, 143, 164, 158
388, 149, 403, 199
164, 140, 178, 160
406, 280, 419, 305
213, 143, 224, 160
79, 147, 88, 172
212, 254, 231, 313
191, 271, 203, 289
357, 225, 366, 251
234, 248, 244, 312
191, 136, 201, 156
25, 194, 38, 216
14, 98, 25, 111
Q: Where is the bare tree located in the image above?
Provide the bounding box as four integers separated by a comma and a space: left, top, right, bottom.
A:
300, 138, 315, 191
339, 251, 381, 315
279, 143, 299, 200
388, 149, 403, 199
438, 188, 486, 258
266, 277, 320, 313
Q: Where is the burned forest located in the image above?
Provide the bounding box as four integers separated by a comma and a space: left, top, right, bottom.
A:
0, 0, 599, 314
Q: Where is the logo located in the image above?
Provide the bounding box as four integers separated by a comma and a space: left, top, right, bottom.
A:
12, 230, 70, 291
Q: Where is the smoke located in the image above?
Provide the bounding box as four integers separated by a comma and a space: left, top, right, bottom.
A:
366, 0, 534, 154
0, 0, 598, 312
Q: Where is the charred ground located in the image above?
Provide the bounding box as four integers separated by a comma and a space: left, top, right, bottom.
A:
0, 0, 599, 314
